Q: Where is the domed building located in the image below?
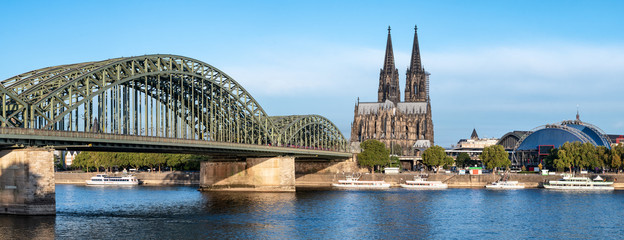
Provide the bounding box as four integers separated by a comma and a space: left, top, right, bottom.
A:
513, 114, 611, 167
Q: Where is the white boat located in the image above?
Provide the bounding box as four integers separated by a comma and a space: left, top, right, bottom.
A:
486, 180, 524, 189
543, 174, 613, 190
332, 174, 390, 189
86, 174, 140, 185
400, 175, 448, 189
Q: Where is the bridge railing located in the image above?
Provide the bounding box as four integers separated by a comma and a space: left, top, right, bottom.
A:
0, 127, 348, 153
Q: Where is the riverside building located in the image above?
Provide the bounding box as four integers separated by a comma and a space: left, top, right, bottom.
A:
447, 129, 499, 160
512, 113, 612, 167
350, 26, 434, 157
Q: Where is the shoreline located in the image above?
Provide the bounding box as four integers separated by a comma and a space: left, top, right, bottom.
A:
55, 171, 200, 185
296, 172, 624, 189
56, 172, 624, 189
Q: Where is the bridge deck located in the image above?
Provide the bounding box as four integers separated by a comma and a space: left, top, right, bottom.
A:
0, 128, 352, 160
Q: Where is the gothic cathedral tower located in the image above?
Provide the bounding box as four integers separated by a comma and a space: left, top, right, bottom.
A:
405, 25, 434, 143
351, 25, 434, 156
405, 25, 429, 102
377, 27, 401, 103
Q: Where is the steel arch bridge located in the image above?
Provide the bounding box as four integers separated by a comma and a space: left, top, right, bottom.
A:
0, 54, 347, 152
271, 115, 346, 150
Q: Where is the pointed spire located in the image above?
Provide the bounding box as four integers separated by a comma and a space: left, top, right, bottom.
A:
576, 104, 580, 121
471, 128, 479, 140
383, 26, 395, 72
378, 25, 400, 103
410, 25, 422, 71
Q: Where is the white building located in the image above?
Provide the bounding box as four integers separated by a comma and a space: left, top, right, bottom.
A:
447, 129, 499, 160
64, 151, 79, 167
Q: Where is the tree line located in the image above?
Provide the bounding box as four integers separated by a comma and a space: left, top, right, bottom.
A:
422, 144, 510, 173
545, 142, 624, 173
357, 139, 511, 173
356, 139, 401, 172
421, 141, 624, 174
351, 139, 624, 174
65, 152, 210, 172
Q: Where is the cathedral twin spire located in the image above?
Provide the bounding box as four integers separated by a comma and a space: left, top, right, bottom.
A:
378, 25, 429, 103
378, 26, 401, 103
409, 25, 423, 75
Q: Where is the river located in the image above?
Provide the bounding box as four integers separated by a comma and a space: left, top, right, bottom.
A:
2, 185, 624, 239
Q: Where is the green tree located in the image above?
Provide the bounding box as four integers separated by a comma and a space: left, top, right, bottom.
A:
455, 152, 471, 168
479, 145, 510, 174
555, 141, 584, 173
555, 148, 572, 173
113, 152, 130, 171
74, 152, 97, 172
422, 145, 447, 172
71, 151, 207, 172
166, 154, 185, 170
357, 139, 390, 173
611, 145, 624, 172
580, 142, 598, 171
595, 146, 609, 172
97, 152, 116, 172
569, 142, 584, 171
151, 153, 168, 172
388, 155, 401, 168
390, 143, 403, 156
543, 148, 559, 170
443, 156, 454, 170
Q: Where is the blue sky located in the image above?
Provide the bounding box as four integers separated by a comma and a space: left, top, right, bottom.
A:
1, 0, 623, 147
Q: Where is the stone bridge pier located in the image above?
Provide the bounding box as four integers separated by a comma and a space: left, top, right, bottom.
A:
0, 148, 55, 215
199, 156, 295, 192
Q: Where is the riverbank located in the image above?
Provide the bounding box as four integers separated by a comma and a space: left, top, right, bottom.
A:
296, 172, 624, 189
55, 171, 199, 185
56, 171, 624, 189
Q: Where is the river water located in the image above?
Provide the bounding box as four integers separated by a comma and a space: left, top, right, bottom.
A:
2, 185, 624, 239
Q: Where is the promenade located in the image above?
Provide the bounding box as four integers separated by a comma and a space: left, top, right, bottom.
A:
296, 172, 624, 189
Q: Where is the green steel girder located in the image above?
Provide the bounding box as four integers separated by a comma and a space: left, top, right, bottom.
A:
271, 115, 347, 151
1, 54, 348, 152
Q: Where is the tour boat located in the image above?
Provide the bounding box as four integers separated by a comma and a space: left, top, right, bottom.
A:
400, 175, 448, 189
485, 180, 525, 189
86, 174, 140, 185
331, 174, 390, 189
543, 174, 613, 190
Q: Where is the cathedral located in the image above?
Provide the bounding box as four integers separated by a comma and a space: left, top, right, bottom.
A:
351, 26, 434, 156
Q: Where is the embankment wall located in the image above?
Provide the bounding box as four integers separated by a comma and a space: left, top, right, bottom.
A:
55, 171, 199, 185
296, 172, 624, 189
57, 171, 624, 189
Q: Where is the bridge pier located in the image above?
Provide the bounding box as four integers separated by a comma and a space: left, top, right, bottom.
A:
0, 148, 55, 215
199, 156, 295, 192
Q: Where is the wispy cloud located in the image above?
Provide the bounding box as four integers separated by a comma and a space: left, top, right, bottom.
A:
425, 43, 624, 145
427, 44, 624, 111
212, 41, 624, 147
223, 43, 383, 97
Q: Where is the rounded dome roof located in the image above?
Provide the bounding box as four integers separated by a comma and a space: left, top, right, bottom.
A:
515, 120, 611, 151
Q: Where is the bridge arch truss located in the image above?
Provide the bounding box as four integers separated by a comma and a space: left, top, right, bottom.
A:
1, 54, 347, 151
271, 115, 347, 151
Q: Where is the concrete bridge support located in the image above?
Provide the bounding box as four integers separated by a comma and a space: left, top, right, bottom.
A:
0, 148, 55, 215
199, 156, 295, 192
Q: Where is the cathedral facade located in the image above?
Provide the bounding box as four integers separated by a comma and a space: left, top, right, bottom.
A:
351, 26, 434, 156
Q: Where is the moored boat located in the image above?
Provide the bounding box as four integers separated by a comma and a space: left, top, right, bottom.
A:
400, 175, 448, 189
543, 174, 613, 190
332, 174, 390, 189
86, 174, 140, 185
485, 180, 524, 189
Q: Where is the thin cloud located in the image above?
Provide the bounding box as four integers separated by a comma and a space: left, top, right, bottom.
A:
427, 44, 624, 110
426, 43, 624, 146
224, 45, 383, 97
215, 41, 624, 147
